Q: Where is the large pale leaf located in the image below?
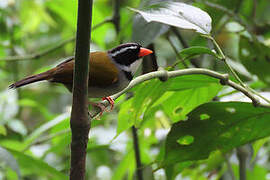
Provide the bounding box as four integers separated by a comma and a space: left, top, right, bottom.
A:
132, 16, 169, 47
130, 2, 212, 34
132, 0, 170, 46
163, 102, 270, 166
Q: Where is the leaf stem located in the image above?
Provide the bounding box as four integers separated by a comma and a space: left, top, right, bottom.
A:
206, 35, 247, 87
206, 35, 270, 104
166, 34, 188, 68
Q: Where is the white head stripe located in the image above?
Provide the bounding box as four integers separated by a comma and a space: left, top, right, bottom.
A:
110, 46, 138, 57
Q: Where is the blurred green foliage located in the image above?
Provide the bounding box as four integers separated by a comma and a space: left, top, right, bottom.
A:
0, 0, 270, 179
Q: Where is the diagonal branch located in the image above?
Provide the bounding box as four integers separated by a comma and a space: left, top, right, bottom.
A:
90, 68, 269, 118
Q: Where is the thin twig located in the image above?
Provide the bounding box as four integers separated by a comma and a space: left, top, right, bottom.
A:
166, 34, 188, 68
0, 18, 112, 62
171, 27, 200, 68
169, 54, 194, 70
206, 35, 270, 104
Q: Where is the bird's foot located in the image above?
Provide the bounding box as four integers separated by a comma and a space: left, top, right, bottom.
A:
89, 102, 107, 118
102, 96, 114, 111
88, 97, 114, 119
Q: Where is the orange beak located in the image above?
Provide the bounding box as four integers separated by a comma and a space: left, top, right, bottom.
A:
139, 48, 153, 57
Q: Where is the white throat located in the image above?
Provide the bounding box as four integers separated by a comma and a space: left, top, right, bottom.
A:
130, 60, 141, 75
108, 53, 141, 75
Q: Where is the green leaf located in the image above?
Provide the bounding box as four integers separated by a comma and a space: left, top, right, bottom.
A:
20, 1, 56, 33
130, 2, 212, 34
165, 75, 221, 91
119, 80, 165, 129
0, 125, 7, 136
163, 102, 270, 166
179, 46, 221, 59
117, 78, 172, 133
152, 75, 222, 122
0, 146, 21, 179
18, 99, 38, 107
9, 149, 67, 179
46, 0, 77, 29
117, 75, 222, 133
0, 140, 25, 152
117, 99, 134, 135
239, 36, 270, 84
23, 113, 70, 148
112, 151, 135, 180
252, 137, 269, 162
18, 98, 53, 120
131, 79, 170, 127
177, 135, 194, 145
7, 119, 27, 136
91, 1, 113, 48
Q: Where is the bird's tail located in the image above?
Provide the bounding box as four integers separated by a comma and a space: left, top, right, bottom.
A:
9, 69, 55, 89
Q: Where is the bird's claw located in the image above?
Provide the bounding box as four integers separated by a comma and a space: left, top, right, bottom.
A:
88, 97, 114, 119
102, 96, 114, 111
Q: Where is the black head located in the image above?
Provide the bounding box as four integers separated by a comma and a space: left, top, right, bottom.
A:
108, 43, 149, 66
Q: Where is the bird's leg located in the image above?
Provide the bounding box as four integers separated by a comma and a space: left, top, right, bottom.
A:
88, 97, 114, 118
102, 96, 114, 111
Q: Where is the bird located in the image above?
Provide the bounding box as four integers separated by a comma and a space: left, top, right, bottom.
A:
9, 43, 153, 114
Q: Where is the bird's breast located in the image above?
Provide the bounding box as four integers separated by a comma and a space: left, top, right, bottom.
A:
88, 70, 130, 98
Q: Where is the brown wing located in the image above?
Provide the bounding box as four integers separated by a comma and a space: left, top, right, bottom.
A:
89, 52, 119, 87
51, 52, 119, 88
51, 57, 75, 84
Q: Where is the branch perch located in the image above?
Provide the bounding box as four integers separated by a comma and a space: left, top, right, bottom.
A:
90, 68, 269, 118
